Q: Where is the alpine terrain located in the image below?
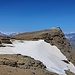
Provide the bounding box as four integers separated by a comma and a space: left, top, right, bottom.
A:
0, 27, 75, 75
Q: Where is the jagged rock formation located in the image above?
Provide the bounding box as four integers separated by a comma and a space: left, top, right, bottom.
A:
11, 27, 75, 66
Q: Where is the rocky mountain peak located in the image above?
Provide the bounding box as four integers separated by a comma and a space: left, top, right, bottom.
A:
11, 27, 75, 66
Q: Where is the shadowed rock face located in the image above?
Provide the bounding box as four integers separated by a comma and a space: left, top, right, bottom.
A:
1, 38, 12, 44
11, 27, 75, 66
0, 37, 12, 45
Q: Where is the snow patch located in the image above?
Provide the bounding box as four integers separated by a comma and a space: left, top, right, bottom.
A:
0, 40, 75, 75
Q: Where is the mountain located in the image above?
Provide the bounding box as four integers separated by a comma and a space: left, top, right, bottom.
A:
10, 27, 75, 74
8, 33, 17, 36
1, 39, 75, 75
0, 32, 7, 36
11, 27, 75, 65
0, 27, 75, 75
65, 32, 75, 39
65, 32, 75, 50
0, 32, 18, 37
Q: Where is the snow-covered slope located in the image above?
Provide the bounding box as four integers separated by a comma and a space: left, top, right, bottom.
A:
0, 40, 75, 75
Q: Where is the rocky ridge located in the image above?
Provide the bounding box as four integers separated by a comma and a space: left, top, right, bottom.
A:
12, 27, 75, 66
0, 27, 75, 75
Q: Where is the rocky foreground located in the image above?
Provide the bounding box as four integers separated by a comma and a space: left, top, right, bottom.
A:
0, 54, 75, 75
0, 54, 58, 75
0, 27, 75, 75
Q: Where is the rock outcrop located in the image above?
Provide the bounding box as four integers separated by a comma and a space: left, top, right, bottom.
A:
0, 36, 12, 47
0, 54, 58, 75
1, 37, 12, 44
0, 54, 46, 69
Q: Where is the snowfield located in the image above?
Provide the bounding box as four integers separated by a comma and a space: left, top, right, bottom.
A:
0, 40, 75, 75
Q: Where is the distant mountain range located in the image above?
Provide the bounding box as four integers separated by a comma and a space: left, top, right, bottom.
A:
0, 32, 17, 36
65, 32, 75, 50
0, 32, 7, 36
65, 32, 75, 38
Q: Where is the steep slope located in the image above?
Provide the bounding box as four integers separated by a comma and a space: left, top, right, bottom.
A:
11, 27, 75, 66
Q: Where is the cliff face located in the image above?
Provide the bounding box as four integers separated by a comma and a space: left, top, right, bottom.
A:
12, 27, 75, 66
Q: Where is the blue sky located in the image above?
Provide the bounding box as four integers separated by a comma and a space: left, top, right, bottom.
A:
0, 0, 75, 33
